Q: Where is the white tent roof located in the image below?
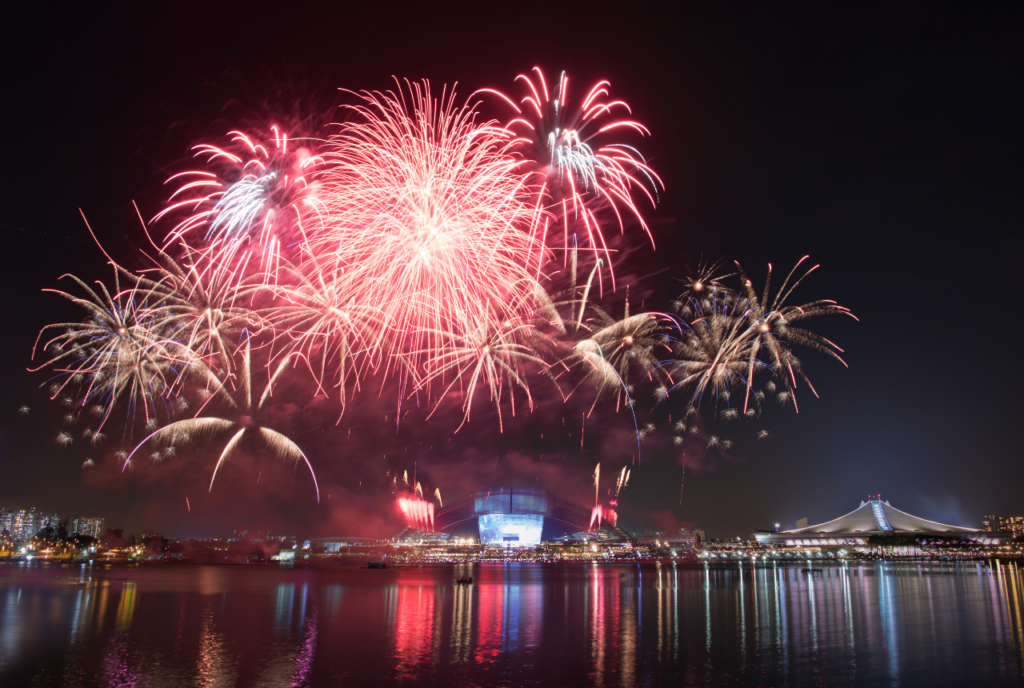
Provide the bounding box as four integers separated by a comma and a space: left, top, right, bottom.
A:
785, 498, 979, 535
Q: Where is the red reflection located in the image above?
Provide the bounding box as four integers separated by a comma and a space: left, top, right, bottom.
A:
590, 566, 627, 686
475, 581, 504, 664
394, 586, 436, 677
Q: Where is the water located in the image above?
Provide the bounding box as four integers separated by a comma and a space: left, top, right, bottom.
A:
1, 560, 1022, 687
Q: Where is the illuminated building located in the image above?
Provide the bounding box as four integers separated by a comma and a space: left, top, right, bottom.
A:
0, 508, 11, 535
10, 508, 41, 541
635, 528, 705, 549
304, 536, 390, 552
36, 512, 62, 532
403, 486, 630, 546
754, 496, 1000, 546
70, 517, 105, 539
983, 515, 1024, 538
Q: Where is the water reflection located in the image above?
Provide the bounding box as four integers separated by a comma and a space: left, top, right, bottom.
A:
196, 600, 236, 687
450, 582, 473, 663
259, 581, 316, 685
394, 585, 435, 677
115, 580, 137, 631
0, 561, 1021, 686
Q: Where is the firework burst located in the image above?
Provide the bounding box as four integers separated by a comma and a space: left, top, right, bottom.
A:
480, 67, 662, 275
30, 271, 189, 430
155, 126, 325, 281
269, 255, 387, 414
27, 70, 859, 508
136, 240, 270, 374
667, 258, 855, 419
313, 79, 546, 376
122, 337, 319, 500
414, 314, 552, 432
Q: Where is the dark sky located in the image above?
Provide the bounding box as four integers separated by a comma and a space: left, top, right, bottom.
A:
1, 3, 1021, 540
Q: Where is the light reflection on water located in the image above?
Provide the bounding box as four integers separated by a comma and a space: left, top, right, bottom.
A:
0, 560, 1021, 686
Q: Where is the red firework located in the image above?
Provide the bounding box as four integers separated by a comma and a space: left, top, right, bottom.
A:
479, 67, 663, 279
312, 80, 546, 378
154, 126, 325, 282
397, 496, 435, 531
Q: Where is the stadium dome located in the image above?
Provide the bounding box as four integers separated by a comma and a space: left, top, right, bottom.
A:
421, 486, 628, 546
754, 496, 997, 547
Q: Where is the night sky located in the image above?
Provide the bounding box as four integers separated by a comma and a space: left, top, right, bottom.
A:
1, 4, 1021, 540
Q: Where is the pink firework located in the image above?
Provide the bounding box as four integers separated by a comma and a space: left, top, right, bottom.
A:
397, 496, 435, 531
312, 80, 546, 378
155, 126, 325, 281
479, 67, 663, 276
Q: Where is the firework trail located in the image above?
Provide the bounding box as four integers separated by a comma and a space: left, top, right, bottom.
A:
614, 466, 630, 497
136, 239, 271, 374
413, 314, 551, 432
121, 336, 320, 501
679, 465, 685, 505
479, 67, 662, 279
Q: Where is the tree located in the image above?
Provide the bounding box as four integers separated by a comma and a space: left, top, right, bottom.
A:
101, 528, 132, 549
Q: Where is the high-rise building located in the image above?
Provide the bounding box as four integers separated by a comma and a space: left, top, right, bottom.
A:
983, 515, 1024, 538
70, 517, 105, 540
37, 513, 62, 533
0, 508, 11, 535
11, 508, 39, 541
